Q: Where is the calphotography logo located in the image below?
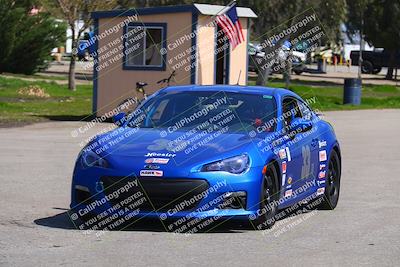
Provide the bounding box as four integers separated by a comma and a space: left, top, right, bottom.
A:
0, 0, 400, 267
5, 0, 399, 264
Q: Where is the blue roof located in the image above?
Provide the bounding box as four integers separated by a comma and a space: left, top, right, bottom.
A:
160, 85, 297, 98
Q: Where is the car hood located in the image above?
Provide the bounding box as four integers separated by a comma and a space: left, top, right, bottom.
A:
92, 127, 273, 170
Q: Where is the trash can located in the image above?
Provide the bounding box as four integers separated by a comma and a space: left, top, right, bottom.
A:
317, 58, 326, 73
343, 78, 361, 105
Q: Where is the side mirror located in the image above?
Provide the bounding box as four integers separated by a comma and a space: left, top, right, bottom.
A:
112, 112, 126, 126
290, 117, 312, 133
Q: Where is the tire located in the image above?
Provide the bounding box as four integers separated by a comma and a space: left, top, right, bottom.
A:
372, 67, 382, 74
294, 70, 303, 75
254, 162, 279, 229
83, 50, 90, 61
361, 60, 374, 74
318, 149, 341, 210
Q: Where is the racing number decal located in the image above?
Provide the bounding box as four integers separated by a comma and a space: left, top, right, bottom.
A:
301, 145, 311, 179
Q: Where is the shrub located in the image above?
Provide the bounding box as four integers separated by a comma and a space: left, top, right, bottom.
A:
0, 0, 66, 74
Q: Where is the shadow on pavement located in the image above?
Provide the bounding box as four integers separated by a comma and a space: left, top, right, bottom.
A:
34, 211, 243, 233
34, 202, 318, 233
34, 212, 76, 230
35, 114, 96, 122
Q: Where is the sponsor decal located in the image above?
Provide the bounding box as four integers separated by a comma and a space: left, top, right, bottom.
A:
318, 140, 327, 148
316, 187, 325, 196
278, 148, 286, 159
284, 189, 293, 198
318, 171, 326, 179
319, 150, 327, 162
282, 161, 287, 174
301, 145, 311, 179
319, 163, 326, 170
140, 170, 163, 177
287, 176, 292, 185
282, 173, 286, 186
145, 152, 176, 158
145, 158, 170, 164
317, 180, 326, 186
144, 164, 160, 170
95, 181, 104, 192
285, 147, 291, 162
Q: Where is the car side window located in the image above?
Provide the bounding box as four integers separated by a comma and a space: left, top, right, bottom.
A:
297, 99, 313, 120
282, 97, 301, 132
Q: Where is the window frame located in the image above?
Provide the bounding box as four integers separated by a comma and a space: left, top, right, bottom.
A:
282, 96, 302, 131
296, 98, 315, 121
123, 22, 167, 71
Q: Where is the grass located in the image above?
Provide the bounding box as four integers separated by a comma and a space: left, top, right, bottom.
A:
249, 77, 400, 111
0, 76, 92, 126
0, 74, 399, 127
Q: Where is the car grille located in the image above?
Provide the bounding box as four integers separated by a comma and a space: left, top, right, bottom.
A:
100, 176, 209, 212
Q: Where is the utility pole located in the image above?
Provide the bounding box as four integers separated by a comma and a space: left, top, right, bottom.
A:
358, 10, 364, 80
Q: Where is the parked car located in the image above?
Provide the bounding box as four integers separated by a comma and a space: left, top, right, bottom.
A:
350, 49, 400, 74
248, 43, 265, 73
77, 32, 95, 61
248, 43, 306, 75
70, 85, 341, 230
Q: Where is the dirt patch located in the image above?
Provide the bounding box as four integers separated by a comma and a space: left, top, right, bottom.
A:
17, 85, 50, 98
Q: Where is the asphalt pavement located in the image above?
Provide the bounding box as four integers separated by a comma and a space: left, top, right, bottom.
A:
0, 109, 399, 266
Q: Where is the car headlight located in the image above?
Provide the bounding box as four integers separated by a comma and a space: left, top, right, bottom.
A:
81, 149, 109, 168
201, 154, 249, 174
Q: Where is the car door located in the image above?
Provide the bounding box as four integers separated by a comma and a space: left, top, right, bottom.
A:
295, 98, 320, 187
279, 97, 318, 202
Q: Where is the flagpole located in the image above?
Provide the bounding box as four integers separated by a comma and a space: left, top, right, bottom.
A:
210, 0, 237, 21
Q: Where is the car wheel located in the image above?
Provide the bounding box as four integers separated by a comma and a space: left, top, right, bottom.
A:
361, 61, 373, 74
294, 70, 303, 75
372, 67, 382, 74
318, 149, 341, 210
83, 50, 90, 61
254, 162, 279, 229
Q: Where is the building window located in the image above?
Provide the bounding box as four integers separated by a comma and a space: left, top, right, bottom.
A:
123, 22, 167, 70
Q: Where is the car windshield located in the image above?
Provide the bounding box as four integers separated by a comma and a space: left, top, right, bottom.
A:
126, 91, 277, 133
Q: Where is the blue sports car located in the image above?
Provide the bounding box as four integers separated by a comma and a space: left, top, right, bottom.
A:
69, 85, 341, 231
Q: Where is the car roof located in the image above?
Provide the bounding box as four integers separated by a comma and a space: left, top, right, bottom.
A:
160, 85, 300, 99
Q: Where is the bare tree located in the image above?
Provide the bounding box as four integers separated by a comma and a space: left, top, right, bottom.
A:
46, 0, 117, 90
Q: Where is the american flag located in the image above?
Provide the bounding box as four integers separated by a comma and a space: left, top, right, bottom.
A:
215, 4, 245, 49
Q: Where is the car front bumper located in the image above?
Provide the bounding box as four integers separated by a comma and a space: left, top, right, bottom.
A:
69, 165, 264, 227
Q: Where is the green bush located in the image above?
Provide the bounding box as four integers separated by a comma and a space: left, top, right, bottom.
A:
0, 0, 66, 74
